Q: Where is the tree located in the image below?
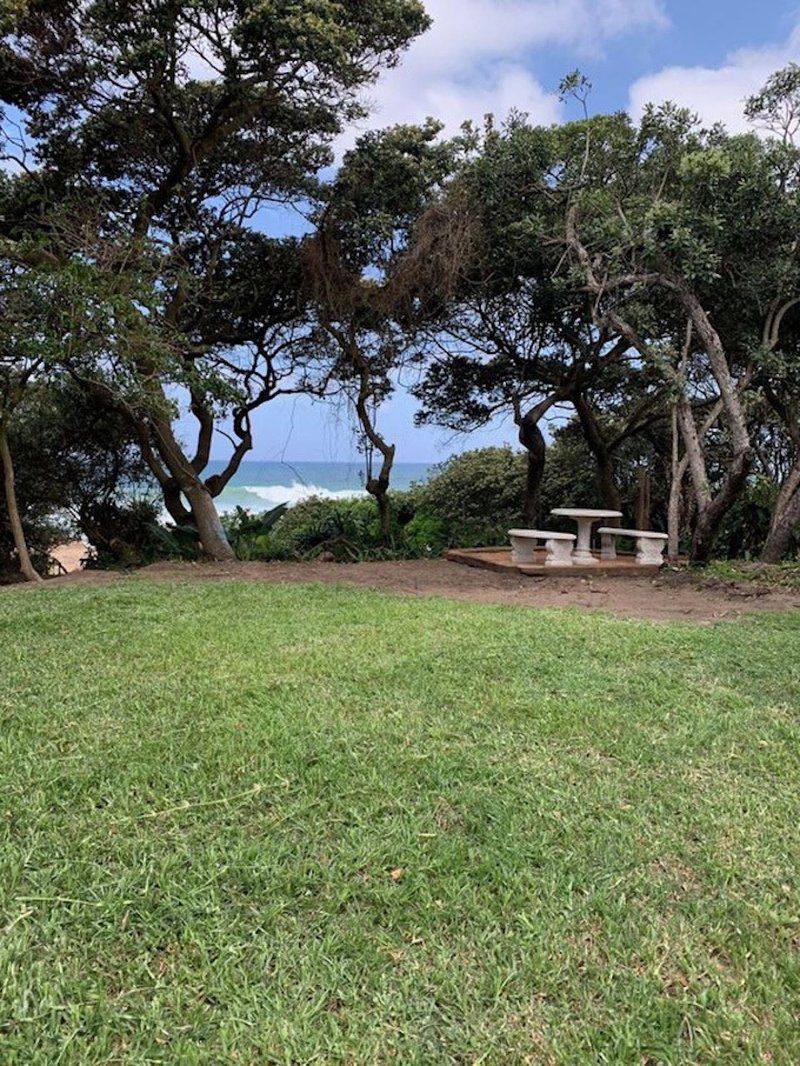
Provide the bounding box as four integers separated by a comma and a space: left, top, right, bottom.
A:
415, 117, 664, 526
0, 360, 41, 582
549, 105, 798, 561
0, 0, 429, 558
743, 65, 800, 562
0, 198, 171, 577
303, 121, 461, 536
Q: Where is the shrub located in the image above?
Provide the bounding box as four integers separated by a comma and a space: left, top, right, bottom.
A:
270, 495, 401, 560
1, 378, 160, 578
402, 513, 448, 557
79, 496, 169, 567
261, 490, 438, 561
1, 511, 69, 584
418, 447, 527, 546
220, 505, 288, 560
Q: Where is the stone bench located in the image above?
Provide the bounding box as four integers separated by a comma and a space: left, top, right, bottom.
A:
597, 527, 668, 565
509, 529, 576, 567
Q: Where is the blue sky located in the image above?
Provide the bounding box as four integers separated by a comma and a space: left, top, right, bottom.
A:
241, 0, 800, 464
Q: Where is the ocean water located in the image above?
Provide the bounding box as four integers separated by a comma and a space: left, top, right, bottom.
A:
205, 459, 433, 513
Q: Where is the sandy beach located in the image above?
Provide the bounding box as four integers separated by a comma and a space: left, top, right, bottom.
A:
51, 541, 87, 574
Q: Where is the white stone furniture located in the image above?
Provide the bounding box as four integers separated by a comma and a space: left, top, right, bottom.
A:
597, 527, 669, 565
550, 508, 623, 565
509, 529, 576, 567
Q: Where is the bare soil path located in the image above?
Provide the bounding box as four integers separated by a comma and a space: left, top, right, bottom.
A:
16, 557, 800, 622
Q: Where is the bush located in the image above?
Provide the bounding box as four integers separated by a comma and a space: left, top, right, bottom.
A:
418, 447, 527, 546
78, 496, 170, 568
220, 505, 288, 560
226, 489, 443, 562
1, 378, 160, 578
1, 511, 69, 584
401, 513, 448, 557
715, 477, 797, 560
270, 495, 397, 560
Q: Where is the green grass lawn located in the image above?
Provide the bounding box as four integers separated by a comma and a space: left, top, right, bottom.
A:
1, 580, 799, 1064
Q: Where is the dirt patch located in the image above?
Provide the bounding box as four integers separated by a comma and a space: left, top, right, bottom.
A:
18, 556, 800, 622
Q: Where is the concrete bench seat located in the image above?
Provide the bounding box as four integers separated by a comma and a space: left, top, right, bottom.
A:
509, 529, 576, 567
597, 527, 668, 565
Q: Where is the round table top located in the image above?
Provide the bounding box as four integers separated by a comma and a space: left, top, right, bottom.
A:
551, 508, 623, 519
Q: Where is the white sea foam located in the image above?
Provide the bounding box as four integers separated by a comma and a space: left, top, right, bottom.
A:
240, 481, 366, 507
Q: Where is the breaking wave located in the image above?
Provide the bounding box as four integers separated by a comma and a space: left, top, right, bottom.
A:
216, 481, 366, 513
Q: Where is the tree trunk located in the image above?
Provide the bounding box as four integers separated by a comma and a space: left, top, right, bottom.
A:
351, 349, 396, 542
667, 476, 683, 563
689, 449, 751, 564
675, 290, 752, 563
761, 461, 800, 563
518, 414, 546, 526
573, 394, 622, 515
601, 295, 750, 562
364, 445, 395, 540
148, 411, 236, 560
760, 386, 800, 564
635, 466, 651, 529
367, 474, 393, 539
676, 393, 751, 565
162, 482, 194, 526
514, 391, 574, 526
691, 510, 720, 566
667, 403, 687, 563
0, 420, 43, 583
183, 481, 237, 561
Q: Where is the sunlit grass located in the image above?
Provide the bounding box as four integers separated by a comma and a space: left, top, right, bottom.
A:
1, 579, 799, 1063
705, 559, 800, 590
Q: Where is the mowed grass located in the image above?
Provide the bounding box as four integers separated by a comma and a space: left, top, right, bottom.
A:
1, 581, 799, 1065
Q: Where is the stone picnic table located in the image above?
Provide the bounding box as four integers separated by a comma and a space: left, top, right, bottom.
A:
550, 508, 623, 565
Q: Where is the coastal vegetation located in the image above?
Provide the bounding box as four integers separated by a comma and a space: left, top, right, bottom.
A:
1, 1, 800, 577
2, 6, 800, 1060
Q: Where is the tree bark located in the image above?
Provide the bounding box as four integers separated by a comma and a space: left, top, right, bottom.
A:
361, 436, 395, 541
675, 392, 750, 565
514, 390, 574, 526
148, 409, 236, 560
573, 394, 622, 515
520, 422, 545, 526
517, 410, 546, 526
162, 482, 194, 526
0, 420, 43, 583
350, 349, 396, 540
761, 460, 800, 563
667, 401, 686, 562
368, 473, 393, 539
760, 385, 800, 564
689, 450, 751, 564
673, 290, 752, 562
183, 481, 237, 560
635, 466, 651, 529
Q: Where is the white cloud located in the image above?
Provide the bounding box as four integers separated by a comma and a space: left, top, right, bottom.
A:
353, 0, 668, 138
363, 63, 563, 139
629, 22, 800, 132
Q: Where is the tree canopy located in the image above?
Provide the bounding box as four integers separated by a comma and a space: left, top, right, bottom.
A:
2, 3, 800, 576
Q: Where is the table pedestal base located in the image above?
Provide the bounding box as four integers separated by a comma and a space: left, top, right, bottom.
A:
572, 519, 596, 565
572, 550, 596, 565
